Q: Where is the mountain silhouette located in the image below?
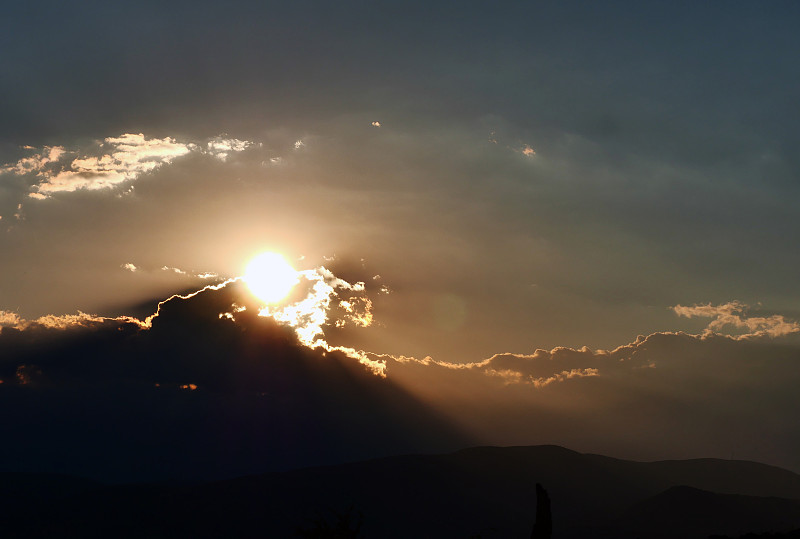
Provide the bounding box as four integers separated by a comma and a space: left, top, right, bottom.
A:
3, 445, 800, 538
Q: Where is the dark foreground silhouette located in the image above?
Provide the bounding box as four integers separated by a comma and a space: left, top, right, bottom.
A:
531, 483, 552, 539
3, 445, 800, 538
711, 532, 800, 539
296, 505, 364, 538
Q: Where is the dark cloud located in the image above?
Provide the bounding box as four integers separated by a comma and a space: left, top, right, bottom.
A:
0, 281, 469, 482
3, 278, 800, 483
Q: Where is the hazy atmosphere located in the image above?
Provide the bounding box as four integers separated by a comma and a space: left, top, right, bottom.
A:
3, 1, 800, 484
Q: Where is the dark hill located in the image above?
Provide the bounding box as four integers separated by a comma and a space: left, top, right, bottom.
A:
4, 445, 800, 538
621, 485, 800, 539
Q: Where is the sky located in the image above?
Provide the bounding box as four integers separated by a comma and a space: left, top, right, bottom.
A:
2, 1, 800, 481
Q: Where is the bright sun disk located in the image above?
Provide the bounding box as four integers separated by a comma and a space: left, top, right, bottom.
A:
244, 252, 299, 304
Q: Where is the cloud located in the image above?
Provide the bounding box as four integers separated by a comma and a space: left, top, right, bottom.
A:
6, 288, 794, 401
0, 310, 23, 328
0, 146, 66, 176
141, 278, 241, 328
5, 279, 800, 475
162, 266, 188, 275
337, 297, 373, 328
0, 278, 468, 481
376, 343, 629, 388
129, 264, 381, 377
1, 259, 382, 374
31, 134, 194, 197
370, 302, 800, 404
0, 309, 142, 332
162, 266, 219, 279
205, 136, 253, 161
1, 133, 255, 199
257, 266, 383, 375
487, 365, 599, 387
673, 301, 800, 338
30, 312, 108, 330
120, 262, 218, 280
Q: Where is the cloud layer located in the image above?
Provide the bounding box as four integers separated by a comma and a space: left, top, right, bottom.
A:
3, 280, 800, 477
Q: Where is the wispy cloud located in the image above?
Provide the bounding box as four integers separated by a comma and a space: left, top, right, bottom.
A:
206, 136, 254, 161
375, 345, 618, 387
160, 265, 219, 279
0, 309, 142, 331
374, 302, 800, 387
1, 133, 255, 199
30, 134, 194, 197
162, 266, 188, 275
120, 262, 218, 280
0, 146, 66, 176
673, 301, 800, 338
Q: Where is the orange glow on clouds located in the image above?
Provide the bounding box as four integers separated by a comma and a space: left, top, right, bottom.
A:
252, 264, 386, 376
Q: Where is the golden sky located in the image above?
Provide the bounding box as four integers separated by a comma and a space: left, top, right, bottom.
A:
2, 1, 800, 481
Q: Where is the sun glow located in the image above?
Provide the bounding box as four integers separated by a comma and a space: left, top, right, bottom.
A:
244, 252, 299, 304
239, 254, 385, 376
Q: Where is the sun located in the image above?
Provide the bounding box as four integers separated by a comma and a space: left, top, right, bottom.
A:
243, 252, 299, 304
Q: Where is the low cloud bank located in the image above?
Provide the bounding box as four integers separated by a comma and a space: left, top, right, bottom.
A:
3, 290, 800, 475
0, 278, 467, 482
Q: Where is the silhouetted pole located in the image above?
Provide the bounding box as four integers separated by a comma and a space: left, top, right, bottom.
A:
531, 483, 552, 539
